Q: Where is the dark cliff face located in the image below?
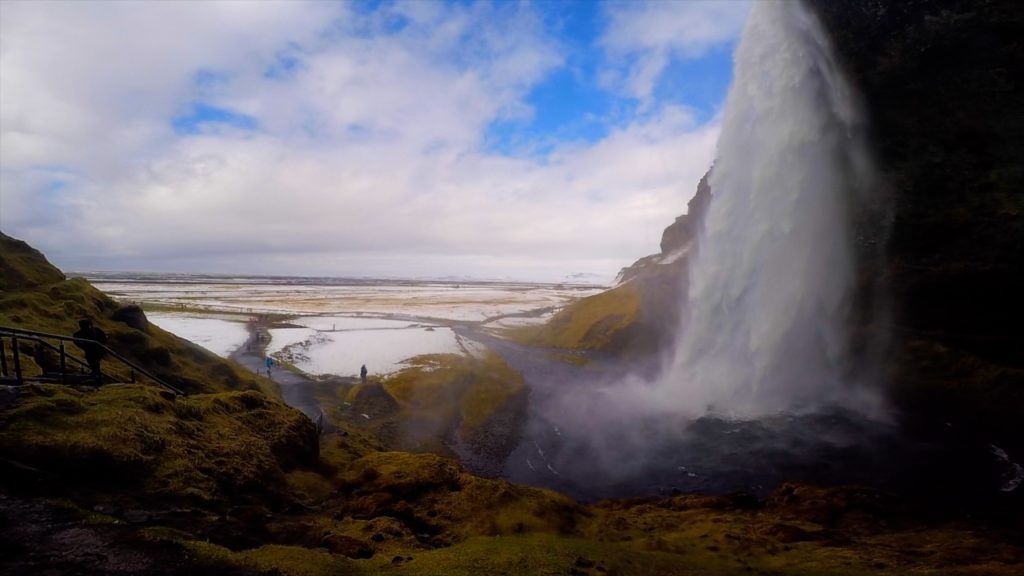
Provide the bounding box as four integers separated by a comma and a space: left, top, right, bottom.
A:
807, 0, 1024, 451
659, 172, 712, 257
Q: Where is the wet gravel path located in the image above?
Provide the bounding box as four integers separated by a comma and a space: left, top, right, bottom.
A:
230, 320, 331, 425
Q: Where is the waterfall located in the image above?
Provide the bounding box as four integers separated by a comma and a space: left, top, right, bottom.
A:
659, 0, 877, 416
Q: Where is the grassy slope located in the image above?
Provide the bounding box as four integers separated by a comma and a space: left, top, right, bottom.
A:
2, 233, 1021, 574
512, 256, 683, 354
513, 175, 704, 356
0, 231, 276, 396
155, 455, 1024, 576
1, 232, 316, 507
306, 352, 526, 468
0, 390, 1018, 574
382, 352, 524, 452
513, 282, 642, 351
0, 384, 318, 505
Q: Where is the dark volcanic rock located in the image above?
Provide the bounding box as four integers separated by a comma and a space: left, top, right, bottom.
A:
616, 171, 712, 287
660, 171, 711, 255
805, 0, 1024, 457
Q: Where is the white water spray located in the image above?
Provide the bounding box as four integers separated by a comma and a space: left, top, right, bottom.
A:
659, 1, 877, 416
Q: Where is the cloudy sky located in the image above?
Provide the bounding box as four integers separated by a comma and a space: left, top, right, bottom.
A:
1, 0, 750, 282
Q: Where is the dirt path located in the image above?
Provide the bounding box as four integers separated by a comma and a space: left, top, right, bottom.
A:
229, 320, 331, 425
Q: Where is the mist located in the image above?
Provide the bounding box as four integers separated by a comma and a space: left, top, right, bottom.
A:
503, 0, 893, 499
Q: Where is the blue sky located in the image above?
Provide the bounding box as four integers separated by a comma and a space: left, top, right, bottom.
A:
487, 1, 739, 157
1, 0, 750, 282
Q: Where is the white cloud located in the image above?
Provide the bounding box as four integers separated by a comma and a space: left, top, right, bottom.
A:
1, 1, 730, 282
601, 0, 750, 103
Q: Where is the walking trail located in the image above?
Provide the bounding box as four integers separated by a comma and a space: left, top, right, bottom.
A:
229, 318, 329, 425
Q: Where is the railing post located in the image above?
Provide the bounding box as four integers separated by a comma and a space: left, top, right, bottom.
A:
59, 342, 68, 385
0, 326, 185, 396
12, 336, 23, 386
0, 337, 7, 377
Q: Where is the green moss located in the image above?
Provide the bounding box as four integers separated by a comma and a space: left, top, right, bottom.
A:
457, 352, 523, 436
0, 384, 318, 504
174, 540, 356, 576
371, 352, 524, 457
0, 234, 276, 397
0, 232, 66, 291
375, 534, 682, 576
332, 451, 582, 545
286, 469, 336, 505
512, 282, 641, 351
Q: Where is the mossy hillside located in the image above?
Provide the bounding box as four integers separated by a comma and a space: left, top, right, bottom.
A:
514, 257, 685, 354
513, 281, 641, 351
0, 384, 318, 505
164, 531, 1024, 576
314, 353, 526, 461
138, 476, 1024, 575
178, 541, 357, 576
331, 451, 581, 540
382, 352, 524, 447
274, 450, 1019, 575
518, 173, 707, 356
3, 401, 1018, 576
0, 232, 276, 396
0, 233, 66, 291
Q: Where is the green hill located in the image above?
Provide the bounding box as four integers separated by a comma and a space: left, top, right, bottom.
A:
1, 231, 276, 396
3, 227, 1022, 574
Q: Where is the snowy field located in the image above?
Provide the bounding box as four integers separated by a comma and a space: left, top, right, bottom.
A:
91, 273, 600, 323
146, 312, 249, 358
267, 323, 470, 377
92, 274, 601, 376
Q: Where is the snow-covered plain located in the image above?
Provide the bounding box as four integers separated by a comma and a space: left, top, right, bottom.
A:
270, 324, 465, 377
92, 274, 601, 377
146, 312, 249, 358
92, 275, 601, 322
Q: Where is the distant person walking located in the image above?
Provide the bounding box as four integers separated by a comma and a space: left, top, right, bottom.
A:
265, 356, 274, 375
73, 318, 107, 385
360, 364, 368, 384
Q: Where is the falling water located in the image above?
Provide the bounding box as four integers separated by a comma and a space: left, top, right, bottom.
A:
502, 2, 916, 500
659, 0, 877, 417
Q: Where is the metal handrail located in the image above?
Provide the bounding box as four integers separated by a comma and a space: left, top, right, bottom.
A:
0, 330, 115, 386
19, 333, 93, 373
0, 325, 185, 396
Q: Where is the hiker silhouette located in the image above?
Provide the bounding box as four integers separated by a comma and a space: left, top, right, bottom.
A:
73, 318, 107, 384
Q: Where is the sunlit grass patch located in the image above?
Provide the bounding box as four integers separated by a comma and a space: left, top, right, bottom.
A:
511, 282, 641, 351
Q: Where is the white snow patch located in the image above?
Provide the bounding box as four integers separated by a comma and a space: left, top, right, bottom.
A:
147, 313, 248, 358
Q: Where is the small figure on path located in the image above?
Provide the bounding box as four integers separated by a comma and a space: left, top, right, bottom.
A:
360, 364, 368, 384
265, 356, 274, 374
73, 318, 107, 384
